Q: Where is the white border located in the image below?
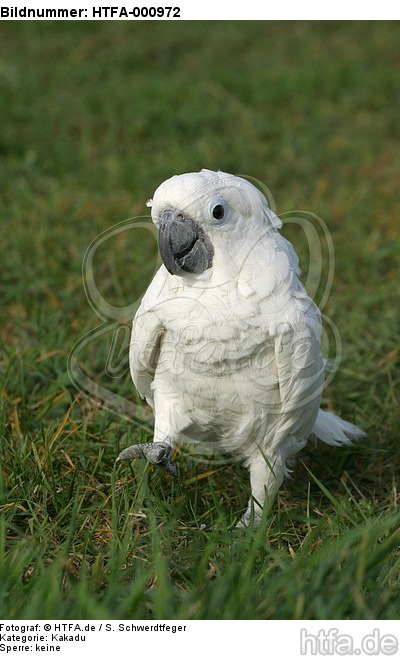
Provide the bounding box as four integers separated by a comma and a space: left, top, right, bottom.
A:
0, 620, 399, 654
0, 0, 399, 20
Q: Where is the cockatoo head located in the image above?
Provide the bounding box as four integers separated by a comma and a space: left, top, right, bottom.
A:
147, 169, 282, 277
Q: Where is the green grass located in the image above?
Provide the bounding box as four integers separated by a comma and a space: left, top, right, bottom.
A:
1, 21, 399, 620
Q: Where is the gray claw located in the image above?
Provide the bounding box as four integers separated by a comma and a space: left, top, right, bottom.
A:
116, 442, 178, 477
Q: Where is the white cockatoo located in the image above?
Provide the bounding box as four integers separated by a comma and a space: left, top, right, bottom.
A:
116, 170, 364, 526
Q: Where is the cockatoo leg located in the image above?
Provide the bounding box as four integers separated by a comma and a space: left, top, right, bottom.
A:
236, 449, 284, 528
116, 442, 178, 477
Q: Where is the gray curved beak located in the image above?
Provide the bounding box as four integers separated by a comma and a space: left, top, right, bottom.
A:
158, 209, 214, 275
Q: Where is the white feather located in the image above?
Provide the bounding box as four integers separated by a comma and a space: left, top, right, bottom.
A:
312, 409, 366, 446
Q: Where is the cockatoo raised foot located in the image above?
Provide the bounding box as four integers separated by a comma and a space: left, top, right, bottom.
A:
116, 442, 178, 477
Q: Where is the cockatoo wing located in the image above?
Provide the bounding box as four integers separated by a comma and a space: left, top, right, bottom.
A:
129, 270, 167, 409
273, 316, 325, 449
129, 308, 163, 409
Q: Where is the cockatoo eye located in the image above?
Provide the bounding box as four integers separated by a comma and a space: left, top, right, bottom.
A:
213, 205, 224, 220
210, 201, 225, 222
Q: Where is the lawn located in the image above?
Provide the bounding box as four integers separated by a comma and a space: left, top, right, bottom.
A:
0, 21, 399, 619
